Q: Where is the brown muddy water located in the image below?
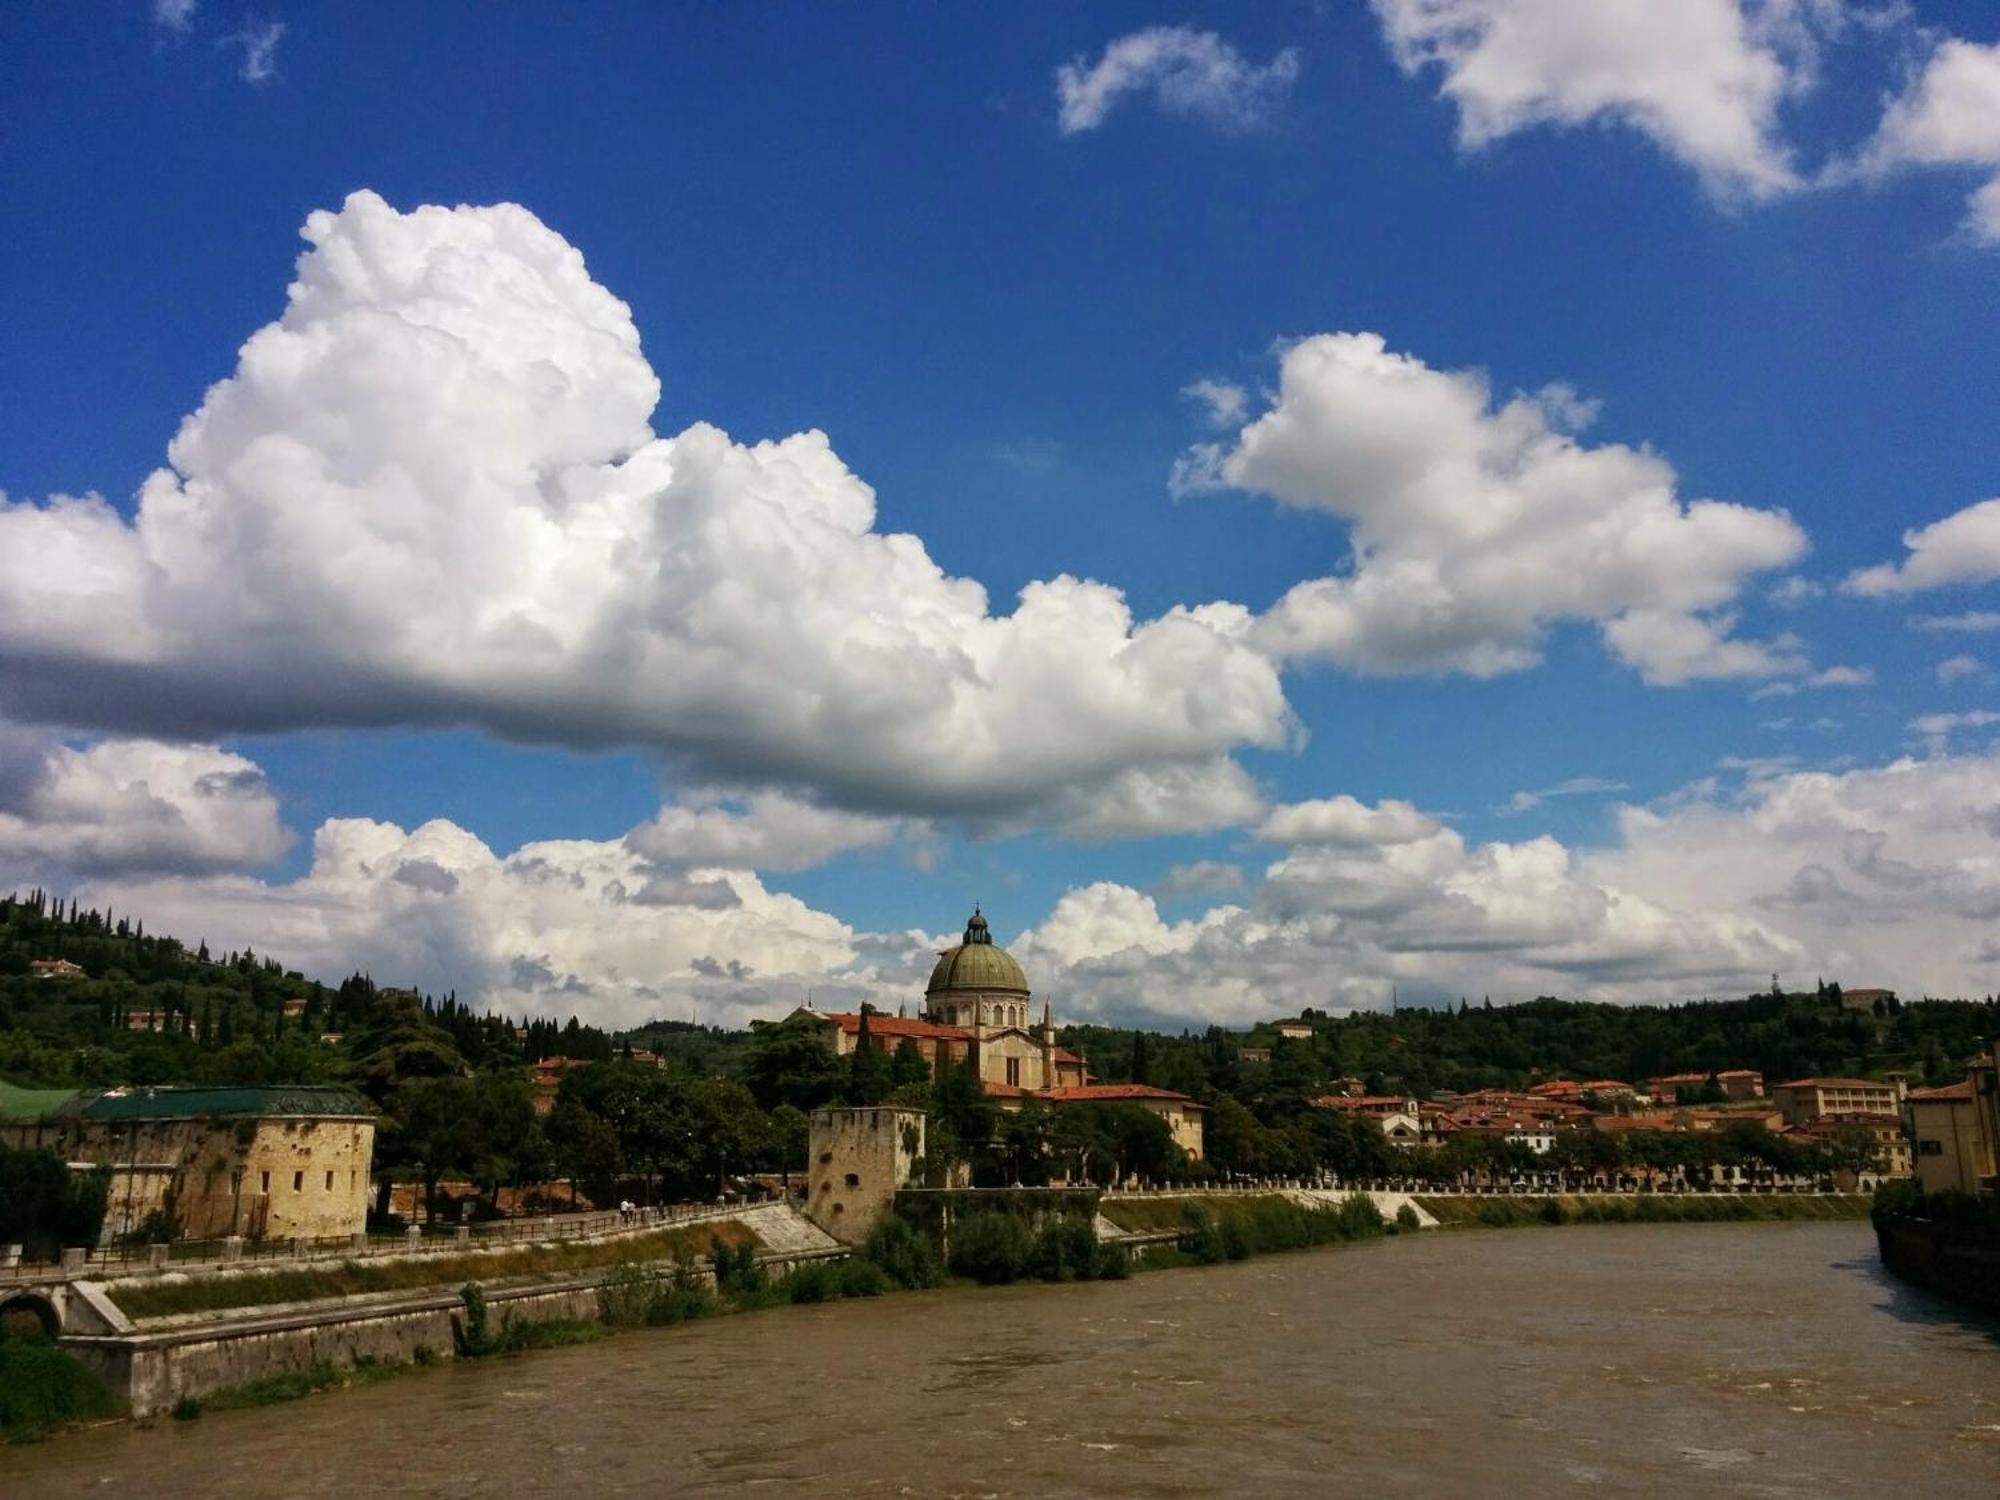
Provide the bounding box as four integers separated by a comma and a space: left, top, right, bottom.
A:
7, 1222, 1998, 1498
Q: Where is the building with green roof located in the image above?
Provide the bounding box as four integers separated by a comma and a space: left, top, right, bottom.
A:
1, 1084, 376, 1244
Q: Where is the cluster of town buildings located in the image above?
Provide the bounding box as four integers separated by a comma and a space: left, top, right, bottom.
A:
1306, 1053, 1998, 1193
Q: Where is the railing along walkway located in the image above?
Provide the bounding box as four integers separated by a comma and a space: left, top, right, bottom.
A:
2, 1200, 748, 1285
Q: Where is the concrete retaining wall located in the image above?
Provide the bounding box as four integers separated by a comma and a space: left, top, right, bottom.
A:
60, 1203, 846, 1417
1875, 1216, 2000, 1317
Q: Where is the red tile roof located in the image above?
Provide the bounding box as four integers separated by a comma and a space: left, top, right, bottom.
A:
820, 1012, 969, 1042
1042, 1084, 1204, 1109
1908, 1081, 1974, 1101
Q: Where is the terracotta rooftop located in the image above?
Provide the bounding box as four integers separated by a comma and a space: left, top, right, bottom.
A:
820, 1012, 970, 1043
1907, 1081, 1974, 1101
1042, 1084, 1204, 1109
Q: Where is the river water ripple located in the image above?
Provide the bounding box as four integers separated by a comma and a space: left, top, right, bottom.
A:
8, 1222, 1998, 1498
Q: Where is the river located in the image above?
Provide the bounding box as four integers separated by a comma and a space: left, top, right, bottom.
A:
7, 1222, 1998, 1497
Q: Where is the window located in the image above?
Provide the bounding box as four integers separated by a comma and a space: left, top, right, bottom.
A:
1919, 1140, 1943, 1156
325, 1171, 334, 1191
845, 1173, 860, 1188
1006, 1057, 1021, 1087
260, 1171, 270, 1194
293, 1171, 304, 1193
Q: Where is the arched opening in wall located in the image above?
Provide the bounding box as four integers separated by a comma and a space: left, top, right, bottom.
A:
845, 1173, 861, 1188
0, 1294, 59, 1341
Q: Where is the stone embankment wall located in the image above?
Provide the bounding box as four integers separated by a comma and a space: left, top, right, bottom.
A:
60, 1202, 842, 1417
1875, 1216, 2000, 1316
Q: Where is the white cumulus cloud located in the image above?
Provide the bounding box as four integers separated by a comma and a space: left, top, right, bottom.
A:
81, 815, 914, 1032
0, 726, 287, 880
1845, 497, 2000, 595
1184, 333, 1807, 683
0, 192, 1291, 835
1056, 27, 1300, 135
1853, 37, 2000, 244
1369, 0, 1823, 201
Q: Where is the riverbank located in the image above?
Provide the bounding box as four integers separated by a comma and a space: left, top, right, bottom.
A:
13, 1220, 1996, 1499
10, 1191, 1883, 1443
1413, 1192, 1871, 1229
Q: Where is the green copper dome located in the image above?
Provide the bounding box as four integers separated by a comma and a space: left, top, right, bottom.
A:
926, 909, 1029, 996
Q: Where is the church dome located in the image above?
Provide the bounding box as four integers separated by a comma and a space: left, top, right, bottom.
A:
926, 909, 1029, 996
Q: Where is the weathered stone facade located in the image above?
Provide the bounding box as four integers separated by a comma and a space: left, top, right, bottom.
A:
0, 1086, 376, 1242
804, 1106, 925, 1246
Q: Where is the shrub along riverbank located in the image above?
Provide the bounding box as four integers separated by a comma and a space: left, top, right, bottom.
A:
1413, 1193, 1871, 1229
0, 1334, 120, 1443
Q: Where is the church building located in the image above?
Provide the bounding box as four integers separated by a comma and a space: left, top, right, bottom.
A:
793, 909, 1204, 1159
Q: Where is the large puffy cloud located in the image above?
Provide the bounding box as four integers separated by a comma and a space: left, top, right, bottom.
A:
1853, 38, 2000, 244
625, 792, 900, 874
0, 192, 1289, 834
0, 725, 287, 880
1844, 497, 2000, 595
1182, 333, 1806, 683
1019, 752, 2000, 1027
1370, 0, 1824, 201
1055, 27, 1300, 135
1593, 752, 2000, 993
1015, 804, 1798, 1027
82, 815, 931, 1031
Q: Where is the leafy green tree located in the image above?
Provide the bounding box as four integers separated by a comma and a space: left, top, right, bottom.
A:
744, 1016, 844, 1112
889, 1038, 931, 1088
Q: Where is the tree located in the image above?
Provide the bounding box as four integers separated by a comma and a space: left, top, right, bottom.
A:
744, 1016, 844, 1112
889, 1038, 931, 1089
0, 1144, 110, 1258
545, 1098, 622, 1208
845, 1010, 892, 1105
1129, 1032, 1152, 1086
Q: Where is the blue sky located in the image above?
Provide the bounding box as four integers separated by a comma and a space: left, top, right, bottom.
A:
2, 3, 1999, 1028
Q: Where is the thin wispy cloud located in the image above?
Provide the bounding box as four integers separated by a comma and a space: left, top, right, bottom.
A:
1497, 775, 1629, 816
152, 0, 198, 33
1937, 654, 1982, 683
221, 18, 285, 85
1056, 27, 1299, 135
1912, 611, 2000, 633
1182, 378, 1248, 429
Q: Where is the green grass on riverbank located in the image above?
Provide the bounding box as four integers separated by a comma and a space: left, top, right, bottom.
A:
1, 1337, 121, 1443
1413, 1193, 1871, 1229
109, 1219, 754, 1320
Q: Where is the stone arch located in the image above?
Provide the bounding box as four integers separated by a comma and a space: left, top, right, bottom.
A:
0, 1291, 60, 1340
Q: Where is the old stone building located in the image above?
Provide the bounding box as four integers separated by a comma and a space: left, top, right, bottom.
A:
803, 1105, 926, 1245
0, 1084, 377, 1242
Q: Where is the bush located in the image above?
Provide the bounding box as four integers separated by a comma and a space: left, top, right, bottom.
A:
645, 1279, 714, 1326
710, 1238, 765, 1296
1180, 1203, 1224, 1264
1220, 1217, 1252, 1261
1538, 1198, 1567, 1225
1030, 1216, 1100, 1282
837, 1258, 891, 1298
1395, 1203, 1421, 1232
0, 1335, 121, 1443
949, 1211, 1034, 1285
786, 1261, 837, 1303
452, 1283, 492, 1357
170, 1396, 202, 1422
863, 1215, 942, 1290
1092, 1241, 1131, 1280
596, 1262, 659, 1329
